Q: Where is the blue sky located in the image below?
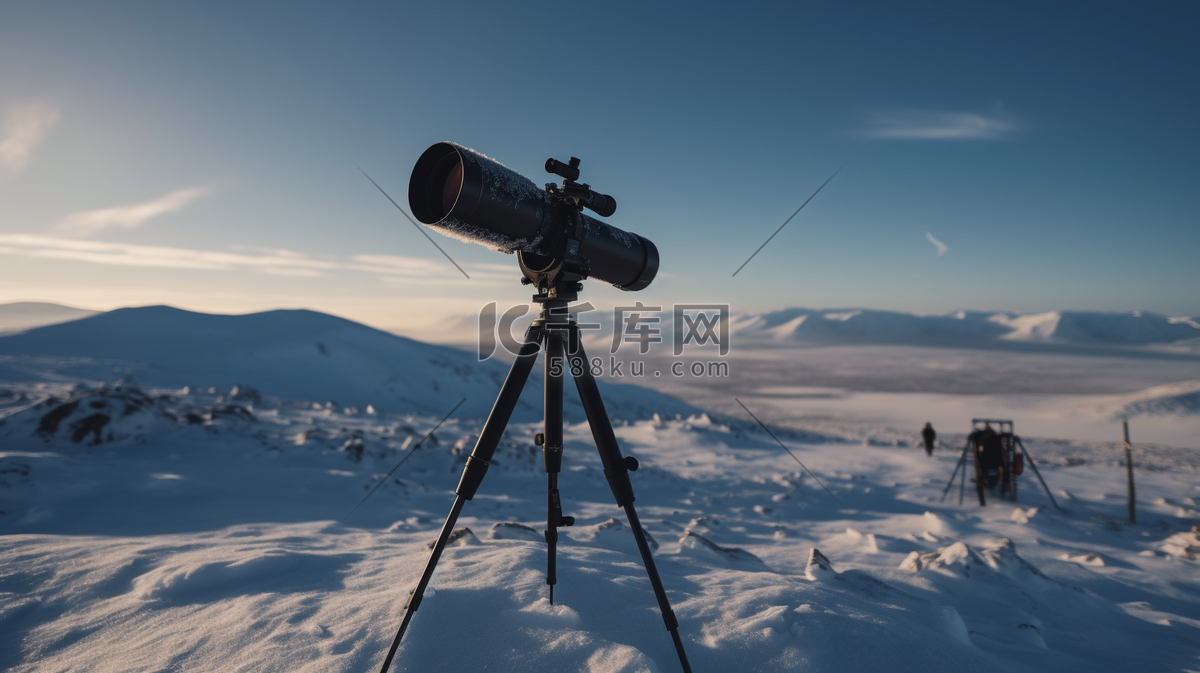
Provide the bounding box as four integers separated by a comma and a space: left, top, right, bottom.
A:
1, 0, 1196, 330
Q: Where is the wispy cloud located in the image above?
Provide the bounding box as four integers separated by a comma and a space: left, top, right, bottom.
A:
925, 231, 949, 257
58, 187, 212, 235
861, 109, 1017, 140
0, 234, 511, 284
0, 102, 60, 174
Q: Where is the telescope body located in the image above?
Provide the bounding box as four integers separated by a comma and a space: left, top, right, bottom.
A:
408, 142, 657, 291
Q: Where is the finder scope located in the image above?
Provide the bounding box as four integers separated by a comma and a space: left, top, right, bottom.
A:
408, 142, 657, 291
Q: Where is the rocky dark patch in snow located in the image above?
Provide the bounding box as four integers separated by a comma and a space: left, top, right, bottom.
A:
9, 383, 263, 447
679, 530, 767, 568
490, 522, 543, 542
804, 547, 836, 581
428, 527, 479, 549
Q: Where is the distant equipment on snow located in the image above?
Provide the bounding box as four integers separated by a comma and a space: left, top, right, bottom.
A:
941, 419, 1063, 511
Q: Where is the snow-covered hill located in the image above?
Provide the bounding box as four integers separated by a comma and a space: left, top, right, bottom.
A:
731, 308, 1200, 348
0, 306, 694, 422
412, 307, 1200, 351
1090, 380, 1200, 418
990, 311, 1200, 345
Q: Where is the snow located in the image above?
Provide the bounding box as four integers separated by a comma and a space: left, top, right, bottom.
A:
413, 307, 1200, 353
730, 308, 1200, 347
1, 308, 1199, 672
990, 311, 1062, 342
3, 398, 1198, 672
640, 343, 1200, 448
0, 306, 696, 423
1096, 381, 1200, 417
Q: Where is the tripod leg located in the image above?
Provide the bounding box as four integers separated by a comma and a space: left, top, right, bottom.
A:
1016, 437, 1064, 512
1008, 439, 1017, 502
940, 450, 964, 501
959, 440, 968, 506
565, 327, 693, 673
376, 325, 543, 673
543, 328, 574, 604
973, 447, 987, 507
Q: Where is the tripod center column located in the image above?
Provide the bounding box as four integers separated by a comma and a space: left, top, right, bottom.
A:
538, 300, 571, 474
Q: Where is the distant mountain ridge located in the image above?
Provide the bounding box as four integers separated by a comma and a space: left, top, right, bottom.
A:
5, 302, 1197, 352
0, 305, 695, 422
731, 308, 1200, 348
405, 306, 1200, 351
0, 302, 97, 334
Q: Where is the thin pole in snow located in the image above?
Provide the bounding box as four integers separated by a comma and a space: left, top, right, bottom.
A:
1123, 420, 1136, 524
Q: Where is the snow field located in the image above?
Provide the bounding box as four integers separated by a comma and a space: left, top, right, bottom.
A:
2, 386, 1198, 672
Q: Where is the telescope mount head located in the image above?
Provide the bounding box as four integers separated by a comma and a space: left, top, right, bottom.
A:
518, 155, 619, 304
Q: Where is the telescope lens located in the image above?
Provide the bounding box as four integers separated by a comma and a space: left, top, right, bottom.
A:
410, 143, 467, 224
410, 142, 548, 249
424, 153, 463, 221
442, 161, 462, 215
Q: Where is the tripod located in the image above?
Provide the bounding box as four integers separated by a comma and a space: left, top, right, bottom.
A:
940, 420, 1062, 512
376, 286, 693, 673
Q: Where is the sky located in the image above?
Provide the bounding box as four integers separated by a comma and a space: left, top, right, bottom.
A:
1, 0, 1197, 332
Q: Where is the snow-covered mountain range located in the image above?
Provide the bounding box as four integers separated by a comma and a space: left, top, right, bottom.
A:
732, 308, 1200, 347
408, 305, 1200, 351
7, 302, 1198, 351
0, 305, 694, 422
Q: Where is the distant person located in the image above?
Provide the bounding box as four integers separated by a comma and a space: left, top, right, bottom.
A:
921, 422, 936, 456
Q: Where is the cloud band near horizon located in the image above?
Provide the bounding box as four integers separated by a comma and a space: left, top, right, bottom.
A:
58, 187, 212, 235
0, 234, 512, 284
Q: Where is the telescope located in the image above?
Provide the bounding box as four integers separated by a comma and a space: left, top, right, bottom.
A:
371, 143, 692, 673
408, 142, 658, 292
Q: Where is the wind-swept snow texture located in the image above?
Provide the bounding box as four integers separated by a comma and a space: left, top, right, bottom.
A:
1, 307, 1199, 672
2, 381, 1199, 672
